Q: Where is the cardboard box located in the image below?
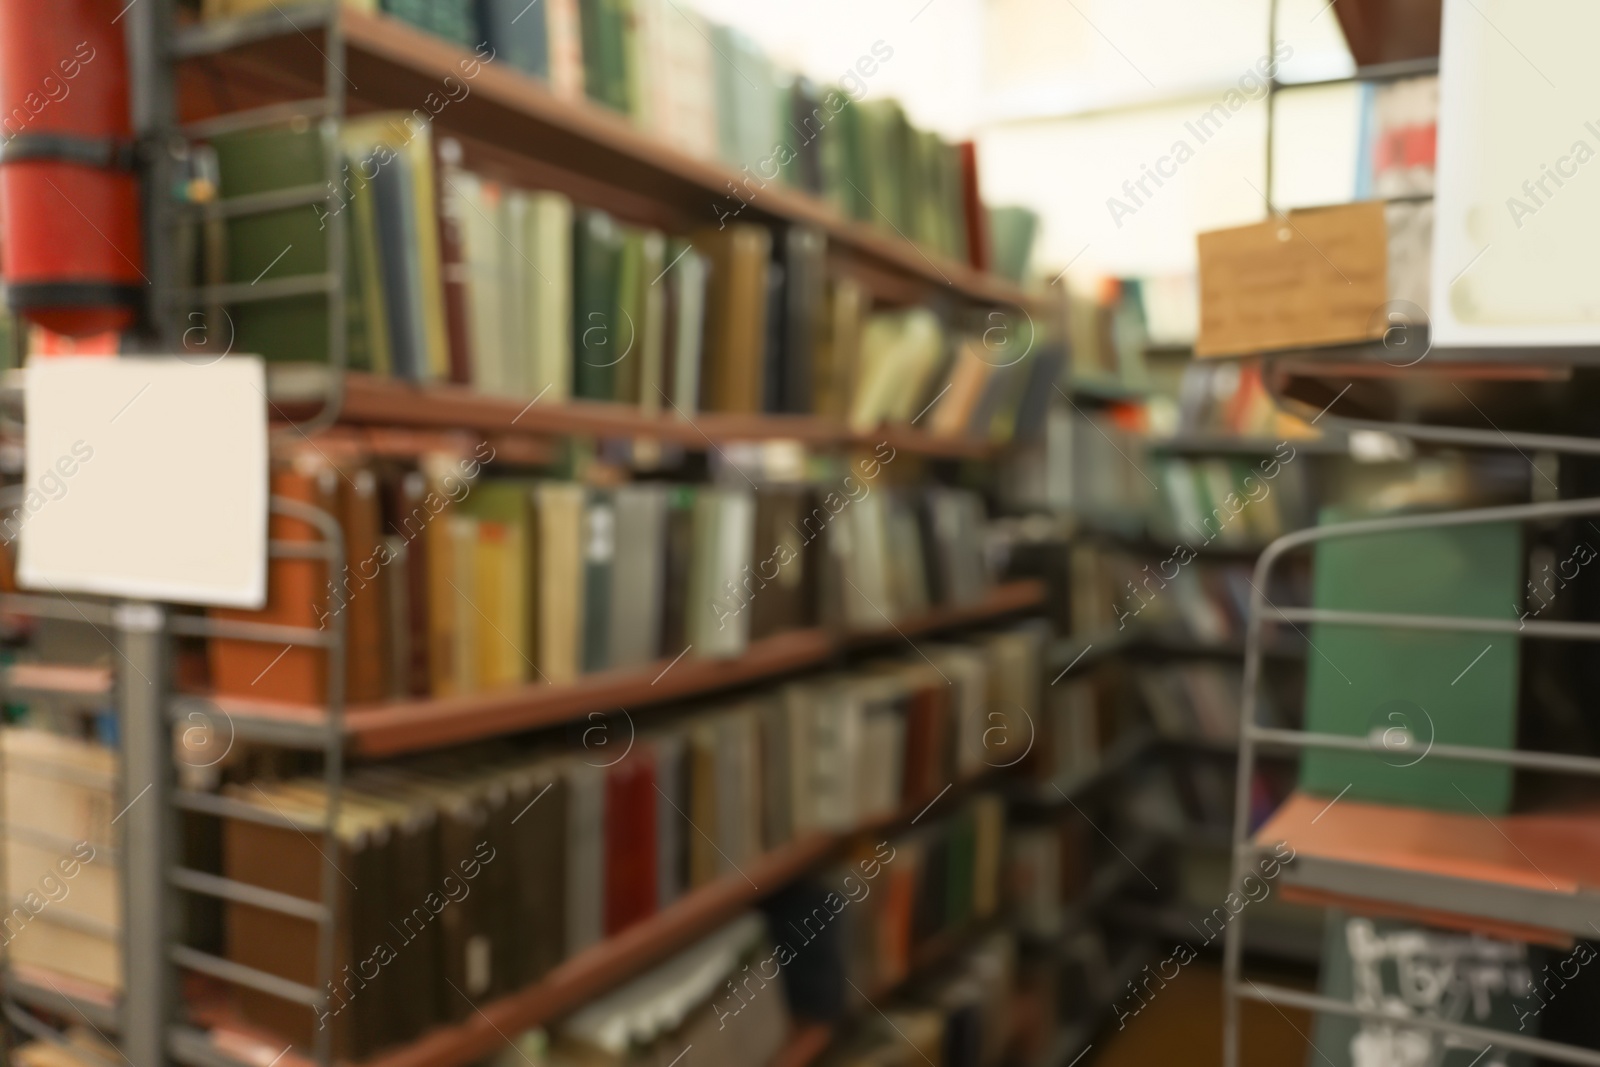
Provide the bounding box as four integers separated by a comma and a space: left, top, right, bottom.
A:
1196, 201, 1391, 357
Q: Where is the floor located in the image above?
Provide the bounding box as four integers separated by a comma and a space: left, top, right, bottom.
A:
1087, 960, 1317, 1067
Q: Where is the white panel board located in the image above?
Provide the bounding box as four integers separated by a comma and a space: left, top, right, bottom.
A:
18, 357, 269, 608
1431, 0, 1600, 346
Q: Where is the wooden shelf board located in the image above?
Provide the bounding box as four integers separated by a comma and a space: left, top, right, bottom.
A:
189, 581, 1044, 757
347, 627, 837, 757
176, 7, 1033, 310
317, 373, 1000, 459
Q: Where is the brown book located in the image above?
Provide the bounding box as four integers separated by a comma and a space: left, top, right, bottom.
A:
957, 141, 990, 273
338, 465, 390, 705
386, 469, 434, 697
508, 760, 568, 981
686, 717, 720, 889
748, 487, 808, 641
434, 138, 473, 385
209, 464, 337, 705
222, 784, 395, 1060
691, 224, 770, 413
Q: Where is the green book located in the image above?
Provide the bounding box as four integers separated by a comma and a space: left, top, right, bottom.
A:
988, 206, 1039, 283
1300, 513, 1520, 814
611, 227, 644, 404
580, 489, 615, 675
571, 209, 623, 400
210, 121, 331, 364
945, 806, 976, 928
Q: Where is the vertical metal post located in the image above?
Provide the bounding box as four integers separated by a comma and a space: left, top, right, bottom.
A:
123, 0, 180, 350
115, 601, 172, 1067
1264, 0, 1279, 212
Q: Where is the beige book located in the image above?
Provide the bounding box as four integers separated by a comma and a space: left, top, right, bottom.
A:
535, 483, 586, 685
528, 191, 574, 403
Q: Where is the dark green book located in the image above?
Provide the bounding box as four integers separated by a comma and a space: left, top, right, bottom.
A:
1300, 513, 1521, 814
476, 0, 548, 78
571, 209, 624, 400
580, 489, 615, 674
611, 227, 644, 404
381, 0, 478, 49
578, 0, 630, 113
210, 122, 331, 364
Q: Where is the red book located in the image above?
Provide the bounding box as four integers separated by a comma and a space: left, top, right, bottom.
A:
902, 682, 952, 803
957, 141, 990, 274
604, 753, 659, 935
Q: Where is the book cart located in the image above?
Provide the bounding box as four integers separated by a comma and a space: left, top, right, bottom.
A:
1221, 343, 1600, 1067
0, 5, 1098, 1067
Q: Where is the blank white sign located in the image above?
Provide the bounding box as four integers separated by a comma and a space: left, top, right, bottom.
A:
19, 357, 268, 608
1432, 0, 1600, 346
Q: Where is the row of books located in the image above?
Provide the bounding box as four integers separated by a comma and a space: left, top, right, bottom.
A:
1000, 402, 1153, 522
206, 448, 995, 706
217, 633, 1043, 1057
1152, 453, 1314, 549
815, 932, 1016, 1067
1136, 662, 1246, 743
202, 115, 1050, 434
1169, 359, 1320, 441
524, 839, 1015, 1066
766, 799, 1007, 1025
197, 0, 997, 273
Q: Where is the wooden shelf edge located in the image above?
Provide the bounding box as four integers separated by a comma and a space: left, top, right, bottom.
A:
201, 581, 1044, 757
326, 373, 1004, 458
333, 10, 1033, 310
349, 627, 837, 756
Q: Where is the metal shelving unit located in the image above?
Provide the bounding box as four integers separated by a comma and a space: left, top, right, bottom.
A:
1222, 491, 1600, 1067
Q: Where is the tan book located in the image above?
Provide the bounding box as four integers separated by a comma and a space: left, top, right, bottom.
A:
691, 225, 770, 413
814, 276, 865, 422
535, 482, 586, 685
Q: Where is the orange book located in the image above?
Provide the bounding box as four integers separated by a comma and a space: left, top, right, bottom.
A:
1260, 791, 1600, 893
208, 463, 337, 706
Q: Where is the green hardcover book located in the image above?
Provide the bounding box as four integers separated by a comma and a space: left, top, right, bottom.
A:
611, 227, 644, 404
343, 153, 390, 375
210, 121, 331, 364
945, 806, 976, 929
580, 489, 615, 674
1299, 514, 1521, 814
571, 208, 623, 400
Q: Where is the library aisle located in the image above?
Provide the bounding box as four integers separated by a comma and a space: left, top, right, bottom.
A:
2, 1, 1599, 1067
